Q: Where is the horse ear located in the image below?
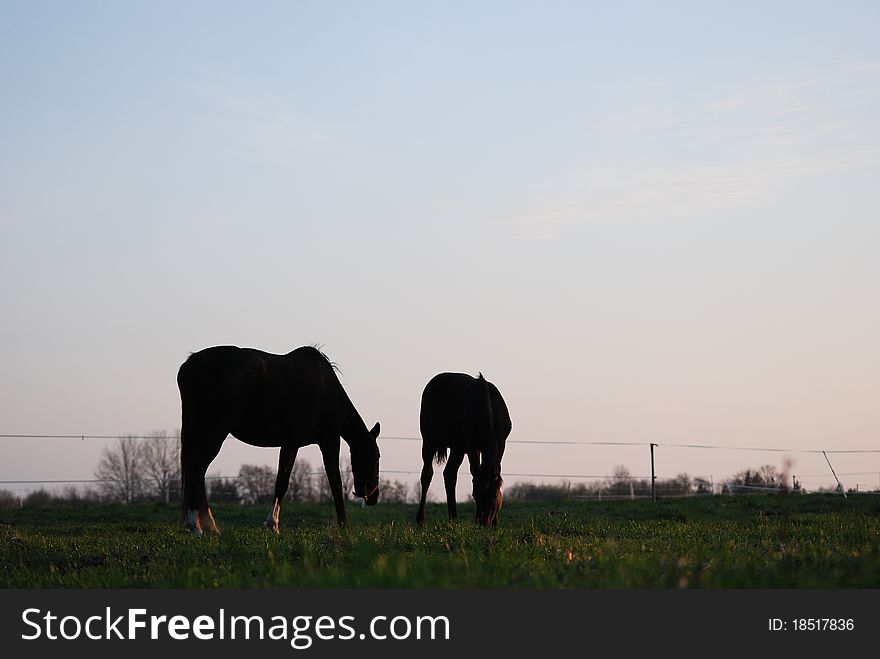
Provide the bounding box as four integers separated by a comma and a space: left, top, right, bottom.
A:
370, 422, 380, 439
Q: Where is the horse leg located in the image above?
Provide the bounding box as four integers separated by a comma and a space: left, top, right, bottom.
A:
181, 430, 225, 536
319, 438, 347, 527
267, 444, 299, 535
467, 450, 482, 523
415, 443, 435, 526
443, 449, 465, 521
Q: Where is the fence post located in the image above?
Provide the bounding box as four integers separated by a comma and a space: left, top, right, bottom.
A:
650, 443, 657, 503
822, 451, 847, 499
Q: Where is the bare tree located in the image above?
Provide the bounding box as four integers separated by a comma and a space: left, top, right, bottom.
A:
23, 489, 53, 506
94, 435, 146, 503
0, 489, 19, 509
142, 430, 180, 503
209, 475, 240, 503
340, 455, 353, 500
607, 465, 633, 495
725, 464, 786, 494
288, 459, 315, 502
237, 464, 275, 504
694, 477, 713, 494
316, 455, 353, 502
382, 479, 411, 503
658, 473, 693, 496
757, 465, 783, 487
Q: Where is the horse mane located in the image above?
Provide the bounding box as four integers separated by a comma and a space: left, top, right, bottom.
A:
311, 343, 342, 374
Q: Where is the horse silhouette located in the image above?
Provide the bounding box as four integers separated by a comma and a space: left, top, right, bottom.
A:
416, 372, 511, 527
177, 345, 380, 535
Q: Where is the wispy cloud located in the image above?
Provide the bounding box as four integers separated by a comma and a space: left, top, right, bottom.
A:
194, 85, 340, 165
503, 58, 880, 236
508, 154, 877, 236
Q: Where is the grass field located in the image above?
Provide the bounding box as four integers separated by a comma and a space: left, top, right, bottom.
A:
1, 495, 879, 588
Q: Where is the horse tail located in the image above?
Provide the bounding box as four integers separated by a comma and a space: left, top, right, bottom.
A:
433, 445, 448, 464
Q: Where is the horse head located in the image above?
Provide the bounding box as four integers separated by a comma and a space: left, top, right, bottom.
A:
474, 466, 503, 527
351, 422, 381, 506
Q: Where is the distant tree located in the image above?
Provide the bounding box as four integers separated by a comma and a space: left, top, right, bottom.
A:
727, 465, 785, 494
382, 480, 411, 503
606, 465, 633, 496
694, 477, 713, 495
315, 456, 353, 502
59, 486, 82, 503
507, 482, 583, 501
142, 430, 180, 503
658, 473, 693, 496
288, 459, 315, 502
315, 466, 332, 502
0, 489, 19, 509
79, 487, 102, 503
22, 489, 53, 506
209, 477, 239, 503
237, 464, 275, 504
757, 465, 783, 487
341, 456, 353, 500
94, 435, 146, 503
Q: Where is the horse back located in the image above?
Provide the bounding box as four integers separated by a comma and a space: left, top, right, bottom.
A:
177, 345, 344, 446
420, 372, 511, 462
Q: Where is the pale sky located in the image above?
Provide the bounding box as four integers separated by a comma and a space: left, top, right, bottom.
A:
2, 1, 879, 498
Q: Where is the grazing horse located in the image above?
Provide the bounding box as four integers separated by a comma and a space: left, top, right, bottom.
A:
177, 345, 380, 535
416, 372, 511, 527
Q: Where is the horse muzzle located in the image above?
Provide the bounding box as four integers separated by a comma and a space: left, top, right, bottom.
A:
353, 482, 380, 506
364, 483, 379, 506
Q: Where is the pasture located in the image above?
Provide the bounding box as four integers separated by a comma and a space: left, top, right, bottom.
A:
1, 495, 878, 588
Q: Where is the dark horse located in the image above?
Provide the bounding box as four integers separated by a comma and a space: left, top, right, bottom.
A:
416, 372, 511, 527
177, 345, 380, 535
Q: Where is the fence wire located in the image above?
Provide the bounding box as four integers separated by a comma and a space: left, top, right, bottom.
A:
1, 432, 878, 495
2, 433, 879, 455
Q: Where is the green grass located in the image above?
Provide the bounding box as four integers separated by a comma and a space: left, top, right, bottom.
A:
1, 495, 879, 588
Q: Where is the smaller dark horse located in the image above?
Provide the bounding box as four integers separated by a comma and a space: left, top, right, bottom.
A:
416, 372, 511, 527
177, 345, 380, 535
